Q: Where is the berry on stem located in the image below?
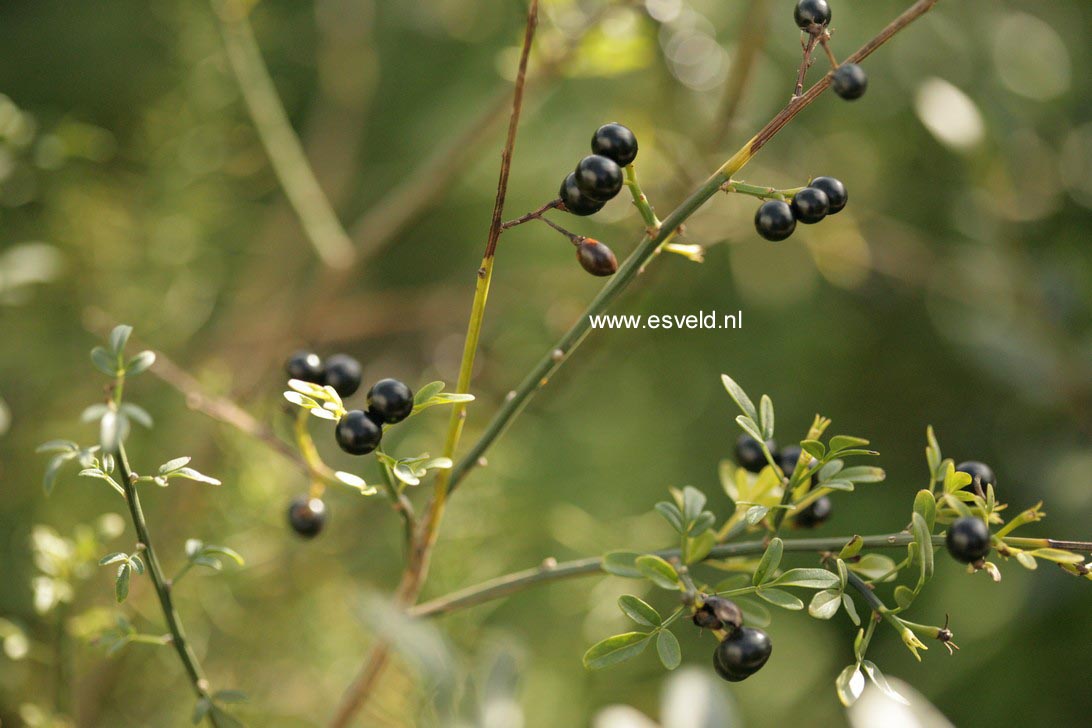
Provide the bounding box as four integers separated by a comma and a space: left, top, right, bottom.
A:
324, 354, 363, 398
832, 63, 868, 100
794, 0, 831, 30
591, 123, 639, 167
956, 461, 995, 492
335, 410, 383, 455
735, 434, 776, 474
285, 350, 324, 384
287, 496, 327, 538
946, 517, 991, 564
559, 173, 606, 216
575, 239, 618, 277
367, 379, 414, 424
809, 177, 847, 214
713, 627, 773, 682
574, 155, 623, 202
754, 200, 796, 241
793, 495, 832, 528
790, 187, 830, 224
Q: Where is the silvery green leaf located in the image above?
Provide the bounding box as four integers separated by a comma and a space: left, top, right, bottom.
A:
735, 415, 764, 443
283, 392, 316, 408
309, 407, 338, 421
185, 539, 203, 557
850, 554, 898, 581
681, 486, 706, 523
842, 593, 860, 625
413, 381, 445, 404
81, 404, 109, 423
36, 439, 79, 454
91, 346, 119, 377
756, 587, 803, 610
159, 457, 192, 475
808, 589, 842, 619
752, 538, 783, 585
819, 459, 844, 481
582, 632, 650, 670
862, 660, 910, 705
99, 552, 128, 566
656, 629, 682, 670
617, 595, 661, 627
744, 505, 769, 525
689, 511, 716, 537
820, 479, 855, 491
199, 545, 244, 566
635, 555, 681, 590
335, 471, 376, 494
720, 373, 758, 422
837, 466, 885, 483
602, 551, 643, 579
44, 454, 69, 495
655, 502, 685, 533
125, 350, 156, 376
683, 529, 715, 565
108, 325, 133, 357
911, 512, 934, 580
392, 463, 420, 486
759, 394, 775, 441
115, 563, 131, 603
213, 690, 247, 704
171, 467, 222, 486
192, 697, 212, 725
287, 379, 327, 396
129, 554, 144, 575
99, 410, 120, 452
773, 568, 839, 589
120, 403, 153, 428
836, 664, 865, 706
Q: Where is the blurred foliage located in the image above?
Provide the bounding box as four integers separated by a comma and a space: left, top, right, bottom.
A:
1, 0, 1090, 725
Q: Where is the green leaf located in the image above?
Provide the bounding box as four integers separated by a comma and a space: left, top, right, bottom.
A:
688, 511, 716, 537
126, 350, 156, 376
862, 660, 910, 705
808, 589, 842, 619
159, 457, 192, 475
654, 502, 685, 533
894, 585, 915, 609
213, 690, 248, 704
734, 597, 771, 627
1028, 548, 1086, 564
836, 664, 865, 706
759, 394, 775, 441
636, 555, 681, 590
841, 593, 860, 625
829, 435, 870, 453
99, 552, 128, 566
108, 325, 133, 357
773, 568, 840, 589
744, 505, 769, 525
850, 553, 898, 581
925, 425, 942, 481
721, 373, 758, 422
800, 440, 826, 460
192, 697, 212, 725
942, 462, 972, 494
199, 544, 245, 567
756, 587, 804, 610
120, 403, 153, 429
413, 381, 446, 405
656, 629, 682, 670
99, 410, 121, 452
582, 632, 650, 670
735, 415, 764, 443
839, 536, 863, 560
681, 486, 706, 524
602, 551, 643, 579
115, 563, 131, 603
617, 595, 661, 627
911, 512, 934, 580
683, 529, 715, 565
91, 346, 119, 377
44, 453, 70, 495
913, 489, 937, 530
837, 466, 885, 483
752, 538, 783, 585
172, 467, 222, 486
36, 439, 79, 454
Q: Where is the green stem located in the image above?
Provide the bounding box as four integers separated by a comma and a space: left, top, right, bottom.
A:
410, 532, 942, 618
624, 164, 660, 232
722, 180, 806, 200
1003, 536, 1092, 553
845, 571, 886, 613
115, 443, 220, 725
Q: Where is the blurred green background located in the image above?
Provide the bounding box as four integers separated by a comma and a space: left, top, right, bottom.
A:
1, 0, 1090, 725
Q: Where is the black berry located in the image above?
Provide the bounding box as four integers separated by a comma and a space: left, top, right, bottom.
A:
754, 200, 796, 241
287, 496, 326, 538
946, 517, 991, 564
693, 596, 743, 632
575, 239, 618, 277
591, 123, 639, 167
559, 173, 606, 216
713, 627, 772, 682
777, 445, 803, 475
809, 177, 847, 214
794, 496, 832, 528
790, 187, 830, 224
735, 434, 776, 474
955, 461, 995, 492
366, 379, 414, 424
285, 350, 324, 384
794, 0, 831, 30
335, 410, 383, 455
324, 354, 362, 398
574, 155, 623, 202
832, 63, 868, 100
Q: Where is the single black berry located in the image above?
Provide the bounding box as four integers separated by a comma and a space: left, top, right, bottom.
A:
287, 496, 326, 538
693, 596, 743, 632
285, 350, 324, 384
809, 177, 847, 214
790, 187, 830, 224
794, 0, 831, 30
794, 496, 832, 528
832, 63, 868, 100
735, 434, 776, 474
366, 379, 414, 424
575, 239, 618, 277
559, 173, 606, 216
777, 445, 803, 475
324, 354, 362, 398
335, 410, 383, 455
946, 517, 991, 564
955, 461, 995, 493
754, 200, 796, 241
713, 627, 772, 682
574, 155, 623, 202
591, 123, 639, 167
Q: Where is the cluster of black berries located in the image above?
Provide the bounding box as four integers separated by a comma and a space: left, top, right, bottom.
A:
793, 1, 868, 101
693, 596, 772, 682
754, 176, 847, 242
735, 435, 831, 528
946, 460, 996, 564
283, 350, 415, 538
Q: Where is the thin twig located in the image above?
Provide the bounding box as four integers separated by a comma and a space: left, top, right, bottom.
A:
500, 199, 562, 230
793, 31, 821, 99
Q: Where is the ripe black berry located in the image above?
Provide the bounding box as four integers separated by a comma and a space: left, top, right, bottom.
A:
324, 354, 362, 398
591, 123, 639, 167
794, 495, 832, 528
335, 410, 383, 455
287, 496, 326, 538
735, 434, 776, 474
956, 461, 995, 492
794, 0, 831, 30
574, 155, 623, 202
575, 239, 618, 277
366, 379, 414, 424
809, 177, 847, 214
559, 173, 606, 216
713, 627, 772, 682
946, 517, 991, 564
285, 350, 324, 384
693, 596, 743, 632
754, 200, 796, 241
790, 187, 830, 224
832, 63, 868, 100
